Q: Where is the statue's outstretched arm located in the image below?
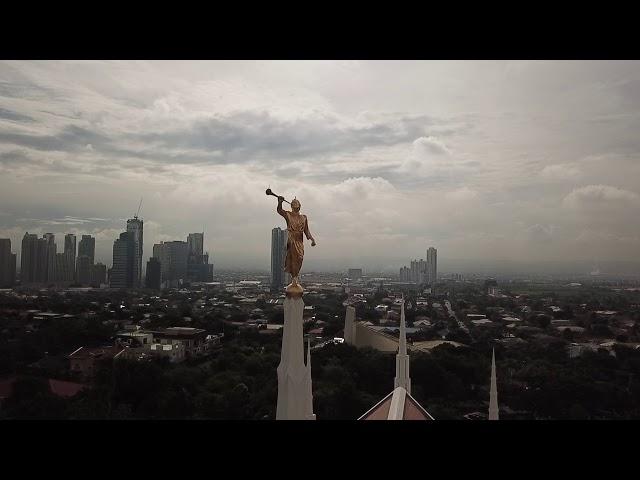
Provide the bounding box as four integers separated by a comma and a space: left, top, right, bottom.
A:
277, 196, 287, 219
304, 217, 316, 246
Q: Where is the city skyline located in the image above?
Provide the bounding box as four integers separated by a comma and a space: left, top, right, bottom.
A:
1, 61, 640, 273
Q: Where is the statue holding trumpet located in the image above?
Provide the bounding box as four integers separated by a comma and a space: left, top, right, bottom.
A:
266, 188, 316, 297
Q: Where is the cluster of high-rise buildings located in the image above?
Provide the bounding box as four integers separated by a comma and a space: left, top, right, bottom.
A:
146, 232, 213, 289
399, 246, 437, 285
3, 232, 107, 287
0, 215, 213, 290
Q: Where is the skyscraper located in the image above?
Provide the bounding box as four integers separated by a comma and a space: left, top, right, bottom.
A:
153, 241, 188, 287
41, 233, 56, 283
77, 234, 95, 285
110, 231, 134, 289
78, 235, 95, 264
271, 227, 288, 291
91, 262, 107, 286
187, 233, 203, 258
126, 217, 143, 288
145, 257, 161, 290
64, 234, 76, 282
426, 247, 437, 285
186, 232, 213, 282
0, 239, 16, 287
20, 233, 39, 284
76, 255, 92, 285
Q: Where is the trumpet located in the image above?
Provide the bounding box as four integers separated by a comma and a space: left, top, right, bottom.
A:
265, 188, 291, 205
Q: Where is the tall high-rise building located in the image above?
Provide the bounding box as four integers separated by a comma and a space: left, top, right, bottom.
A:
110, 231, 134, 289
20, 233, 39, 284
126, 217, 143, 288
0, 239, 16, 287
187, 233, 204, 258
77, 234, 95, 285
271, 227, 288, 291
186, 232, 213, 282
41, 233, 57, 283
153, 241, 188, 287
426, 247, 437, 285
399, 266, 410, 282
63, 234, 76, 282
91, 262, 107, 286
54, 253, 68, 283
145, 257, 161, 290
76, 255, 92, 285
78, 235, 95, 264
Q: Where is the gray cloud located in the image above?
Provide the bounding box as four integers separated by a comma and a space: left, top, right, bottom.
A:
0, 107, 34, 123
1, 60, 639, 272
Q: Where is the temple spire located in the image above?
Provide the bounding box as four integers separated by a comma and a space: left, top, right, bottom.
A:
489, 348, 499, 420
394, 297, 411, 394
276, 296, 308, 419
305, 338, 316, 420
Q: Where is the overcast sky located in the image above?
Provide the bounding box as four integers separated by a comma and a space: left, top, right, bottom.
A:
0, 60, 639, 274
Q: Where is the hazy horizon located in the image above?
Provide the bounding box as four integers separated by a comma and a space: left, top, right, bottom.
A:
1, 61, 639, 274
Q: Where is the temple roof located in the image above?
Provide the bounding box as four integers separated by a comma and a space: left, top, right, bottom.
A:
358, 386, 434, 421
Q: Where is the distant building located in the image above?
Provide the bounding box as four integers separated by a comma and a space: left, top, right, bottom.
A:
153, 241, 188, 287
91, 262, 107, 286
110, 231, 135, 288
0, 239, 16, 287
271, 227, 288, 291
77, 235, 95, 264
64, 234, 76, 282
76, 255, 93, 285
399, 265, 410, 282
148, 327, 214, 359
42, 233, 56, 283
426, 247, 437, 285
20, 233, 39, 284
348, 268, 363, 279
68, 345, 124, 378
126, 217, 144, 288
186, 232, 213, 282
145, 257, 161, 289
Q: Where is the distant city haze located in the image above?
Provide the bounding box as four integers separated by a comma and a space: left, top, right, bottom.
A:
1, 60, 639, 274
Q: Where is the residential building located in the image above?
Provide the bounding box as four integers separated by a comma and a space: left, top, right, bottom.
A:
77, 235, 95, 264
426, 247, 437, 285
145, 257, 161, 289
110, 231, 135, 288
126, 217, 143, 288
76, 255, 93, 285
64, 234, 76, 282
20, 233, 39, 284
0, 239, 16, 287
186, 232, 214, 282
153, 241, 188, 287
91, 262, 107, 286
67, 345, 124, 378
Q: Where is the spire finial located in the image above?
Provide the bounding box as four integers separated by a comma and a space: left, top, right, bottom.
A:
489, 347, 499, 420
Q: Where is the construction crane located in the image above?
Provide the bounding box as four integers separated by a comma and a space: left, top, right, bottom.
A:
134, 197, 143, 220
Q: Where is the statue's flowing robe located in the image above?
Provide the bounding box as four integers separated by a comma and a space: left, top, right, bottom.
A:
284, 212, 308, 278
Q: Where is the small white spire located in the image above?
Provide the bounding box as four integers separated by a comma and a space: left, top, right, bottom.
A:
305, 338, 316, 420
489, 348, 499, 420
394, 296, 411, 394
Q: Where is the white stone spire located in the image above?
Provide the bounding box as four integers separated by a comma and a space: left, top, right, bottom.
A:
304, 338, 316, 420
489, 348, 499, 420
276, 296, 310, 420
394, 297, 411, 394
344, 305, 356, 345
